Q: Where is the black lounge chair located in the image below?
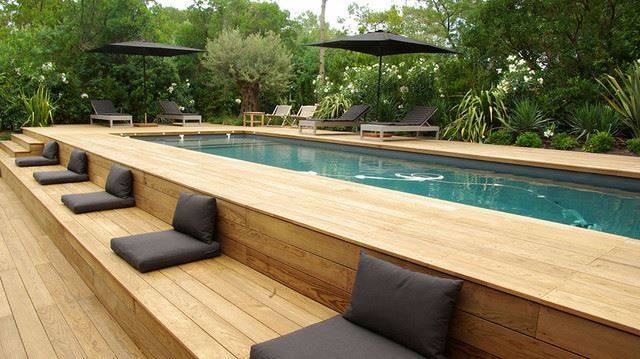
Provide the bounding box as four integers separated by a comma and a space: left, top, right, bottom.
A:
33, 149, 89, 185
90, 100, 133, 127
110, 192, 220, 272
298, 104, 370, 135
250, 252, 463, 359
157, 100, 202, 126
61, 164, 135, 214
360, 106, 439, 141
15, 140, 59, 167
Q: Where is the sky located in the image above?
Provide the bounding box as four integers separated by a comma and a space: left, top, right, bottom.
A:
155, 0, 414, 31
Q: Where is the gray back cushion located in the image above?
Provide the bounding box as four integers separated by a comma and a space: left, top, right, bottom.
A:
42, 141, 58, 159
343, 252, 463, 358
67, 150, 88, 174
172, 192, 217, 244
105, 165, 134, 199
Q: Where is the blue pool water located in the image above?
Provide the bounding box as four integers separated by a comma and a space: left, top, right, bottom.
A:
137, 134, 640, 239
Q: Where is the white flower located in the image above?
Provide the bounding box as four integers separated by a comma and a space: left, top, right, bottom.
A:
171, 82, 177, 87
186, 82, 190, 88
538, 77, 544, 85
61, 73, 68, 84
523, 75, 531, 82
168, 86, 174, 94
234, 98, 241, 104
41, 62, 53, 71
399, 86, 409, 94
433, 64, 439, 72
544, 129, 554, 138
398, 104, 404, 109
179, 106, 185, 111
496, 68, 502, 74
38, 75, 45, 82
528, 69, 535, 75
189, 99, 195, 104
439, 94, 445, 98
80, 93, 89, 99
507, 55, 517, 62
14, 68, 20, 75
508, 64, 517, 72
397, 75, 402, 80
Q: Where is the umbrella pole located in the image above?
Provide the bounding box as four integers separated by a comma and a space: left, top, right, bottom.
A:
376, 55, 382, 121
143, 55, 147, 123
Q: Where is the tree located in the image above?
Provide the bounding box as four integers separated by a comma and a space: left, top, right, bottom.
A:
202, 29, 292, 113
318, 0, 327, 80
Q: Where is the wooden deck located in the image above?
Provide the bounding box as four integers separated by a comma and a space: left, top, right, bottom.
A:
1, 124, 639, 358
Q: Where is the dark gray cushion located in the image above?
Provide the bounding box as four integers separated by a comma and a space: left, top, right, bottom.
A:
111, 230, 220, 273
172, 193, 216, 244
33, 170, 90, 185
343, 252, 462, 359
16, 156, 59, 167
105, 165, 133, 199
42, 141, 58, 159
250, 316, 424, 359
61, 191, 135, 214
67, 150, 88, 174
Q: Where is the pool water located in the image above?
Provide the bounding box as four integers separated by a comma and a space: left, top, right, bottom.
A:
137, 134, 640, 239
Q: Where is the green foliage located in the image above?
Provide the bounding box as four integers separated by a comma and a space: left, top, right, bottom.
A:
583, 131, 615, 153
203, 29, 292, 113
550, 133, 579, 150
599, 61, 640, 138
505, 99, 547, 134
486, 129, 513, 145
515, 132, 542, 148
567, 103, 620, 139
317, 93, 352, 119
20, 85, 56, 127
444, 88, 507, 143
626, 138, 640, 154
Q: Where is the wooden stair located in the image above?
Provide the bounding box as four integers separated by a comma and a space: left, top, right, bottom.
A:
0, 133, 43, 157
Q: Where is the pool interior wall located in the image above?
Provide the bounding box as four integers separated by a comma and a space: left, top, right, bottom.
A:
135, 134, 640, 239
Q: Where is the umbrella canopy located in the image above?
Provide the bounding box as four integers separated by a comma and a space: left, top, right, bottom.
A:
307, 30, 457, 120
87, 41, 203, 123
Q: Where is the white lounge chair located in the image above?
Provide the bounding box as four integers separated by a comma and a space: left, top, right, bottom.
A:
90, 100, 133, 127
265, 105, 292, 126
360, 106, 439, 141
157, 101, 202, 126
288, 105, 317, 127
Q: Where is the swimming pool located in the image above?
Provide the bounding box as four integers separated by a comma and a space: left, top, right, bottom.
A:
137, 134, 640, 239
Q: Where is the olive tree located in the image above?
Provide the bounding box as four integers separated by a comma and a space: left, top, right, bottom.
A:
203, 29, 292, 113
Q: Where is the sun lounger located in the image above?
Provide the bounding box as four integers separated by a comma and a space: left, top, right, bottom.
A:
265, 105, 292, 126
287, 105, 317, 127
15, 141, 59, 167
61, 164, 135, 214
33, 149, 89, 185
90, 100, 133, 127
298, 105, 370, 135
157, 100, 202, 126
360, 106, 439, 141
250, 252, 462, 359
111, 192, 220, 272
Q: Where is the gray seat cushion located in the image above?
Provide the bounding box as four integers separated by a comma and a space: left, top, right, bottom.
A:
67, 150, 88, 174
172, 193, 217, 244
61, 191, 135, 214
343, 253, 462, 359
111, 230, 221, 273
105, 165, 133, 198
42, 141, 59, 159
33, 170, 90, 185
16, 156, 59, 167
250, 316, 424, 359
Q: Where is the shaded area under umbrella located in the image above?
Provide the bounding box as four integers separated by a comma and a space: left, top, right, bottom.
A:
87, 41, 203, 124
307, 30, 457, 120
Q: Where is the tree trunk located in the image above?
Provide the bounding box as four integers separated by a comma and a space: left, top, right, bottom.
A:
239, 83, 259, 113
318, 0, 328, 80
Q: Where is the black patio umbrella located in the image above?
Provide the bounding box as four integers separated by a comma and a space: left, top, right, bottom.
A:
87, 41, 203, 123
307, 30, 457, 120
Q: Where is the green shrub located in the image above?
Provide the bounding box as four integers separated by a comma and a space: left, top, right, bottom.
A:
567, 103, 619, 139
0, 133, 10, 141
599, 61, 640, 138
627, 138, 640, 154
583, 131, 615, 153
444, 88, 507, 143
317, 93, 352, 119
486, 129, 514, 145
20, 84, 56, 127
505, 99, 547, 134
550, 133, 579, 150
515, 132, 542, 148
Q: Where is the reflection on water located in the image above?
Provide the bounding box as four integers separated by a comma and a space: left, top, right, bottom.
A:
138, 134, 640, 239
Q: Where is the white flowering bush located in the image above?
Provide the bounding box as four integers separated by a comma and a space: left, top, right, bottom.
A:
495, 55, 544, 95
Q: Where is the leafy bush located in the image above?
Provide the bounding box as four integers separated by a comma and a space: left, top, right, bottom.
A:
599, 61, 640, 138
583, 131, 615, 153
486, 129, 514, 145
515, 132, 542, 148
627, 138, 640, 154
444, 88, 507, 143
567, 103, 619, 139
20, 85, 56, 127
317, 93, 352, 119
505, 99, 547, 134
550, 133, 579, 150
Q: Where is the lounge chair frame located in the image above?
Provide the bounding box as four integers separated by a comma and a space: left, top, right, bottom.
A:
299, 105, 370, 135
90, 100, 133, 127
157, 101, 202, 126
265, 105, 292, 127
360, 106, 439, 141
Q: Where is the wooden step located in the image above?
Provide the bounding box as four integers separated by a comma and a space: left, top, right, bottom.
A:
0, 140, 30, 157
11, 133, 43, 153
